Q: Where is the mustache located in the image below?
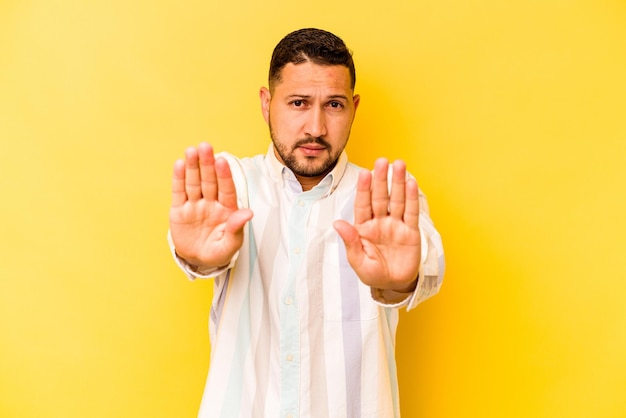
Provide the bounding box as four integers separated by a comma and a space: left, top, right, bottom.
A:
293, 136, 331, 149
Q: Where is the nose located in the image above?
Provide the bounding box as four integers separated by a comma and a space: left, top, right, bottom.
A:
304, 107, 327, 138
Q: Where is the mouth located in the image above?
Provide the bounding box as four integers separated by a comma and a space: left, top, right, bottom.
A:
297, 143, 326, 157
295, 138, 329, 157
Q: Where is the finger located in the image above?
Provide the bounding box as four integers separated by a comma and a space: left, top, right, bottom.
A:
354, 169, 373, 224
214, 157, 239, 209
371, 158, 390, 217
389, 160, 407, 219
171, 159, 187, 207
224, 208, 254, 234
403, 178, 420, 229
184, 147, 202, 201
198, 142, 218, 201
333, 220, 365, 266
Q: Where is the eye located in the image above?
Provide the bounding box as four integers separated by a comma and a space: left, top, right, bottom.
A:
291, 100, 304, 107
328, 101, 344, 110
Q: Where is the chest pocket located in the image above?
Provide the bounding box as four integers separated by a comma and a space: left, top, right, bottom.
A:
319, 242, 380, 321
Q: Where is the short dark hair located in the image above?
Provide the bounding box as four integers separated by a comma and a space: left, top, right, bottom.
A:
268, 28, 356, 92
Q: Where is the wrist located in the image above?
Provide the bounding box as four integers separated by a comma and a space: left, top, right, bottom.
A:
391, 276, 419, 294
370, 276, 419, 306
174, 250, 221, 272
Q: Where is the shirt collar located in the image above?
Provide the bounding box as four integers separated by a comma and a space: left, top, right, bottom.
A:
265, 143, 348, 198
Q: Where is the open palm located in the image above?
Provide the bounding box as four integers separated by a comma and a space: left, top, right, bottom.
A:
169, 143, 252, 269
334, 158, 421, 292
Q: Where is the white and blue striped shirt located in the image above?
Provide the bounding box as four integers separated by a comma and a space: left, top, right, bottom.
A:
170, 145, 444, 418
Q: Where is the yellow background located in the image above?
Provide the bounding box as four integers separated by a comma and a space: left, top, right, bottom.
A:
1, 1, 625, 417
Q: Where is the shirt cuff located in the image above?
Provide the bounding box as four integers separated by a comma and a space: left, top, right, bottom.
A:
370, 286, 415, 307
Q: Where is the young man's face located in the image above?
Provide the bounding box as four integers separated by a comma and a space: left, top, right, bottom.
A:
260, 61, 360, 186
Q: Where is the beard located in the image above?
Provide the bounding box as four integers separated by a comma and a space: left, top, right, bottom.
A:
270, 129, 344, 178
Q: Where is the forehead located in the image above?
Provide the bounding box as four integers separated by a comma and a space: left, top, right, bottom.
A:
274, 62, 352, 94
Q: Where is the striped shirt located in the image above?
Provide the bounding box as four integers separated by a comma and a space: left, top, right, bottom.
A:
169, 145, 445, 418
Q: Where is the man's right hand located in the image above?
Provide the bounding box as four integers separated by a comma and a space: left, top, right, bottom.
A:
169, 142, 253, 269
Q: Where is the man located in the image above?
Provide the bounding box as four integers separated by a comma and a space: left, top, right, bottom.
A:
168, 28, 444, 418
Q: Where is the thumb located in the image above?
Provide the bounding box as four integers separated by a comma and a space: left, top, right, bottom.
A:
333, 220, 365, 268
333, 220, 359, 247
225, 209, 254, 234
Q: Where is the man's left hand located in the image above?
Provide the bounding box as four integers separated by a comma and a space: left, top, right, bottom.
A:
333, 158, 421, 293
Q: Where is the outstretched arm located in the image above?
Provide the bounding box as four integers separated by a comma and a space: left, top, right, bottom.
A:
333, 158, 421, 293
169, 142, 253, 269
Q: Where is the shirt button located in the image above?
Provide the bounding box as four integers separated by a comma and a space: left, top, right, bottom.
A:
286, 414, 294, 418
298, 200, 305, 207
285, 296, 293, 305
294, 247, 301, 254
286, 354, 294, 362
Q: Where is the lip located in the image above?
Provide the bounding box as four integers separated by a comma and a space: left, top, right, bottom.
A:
298, 144, 326, 156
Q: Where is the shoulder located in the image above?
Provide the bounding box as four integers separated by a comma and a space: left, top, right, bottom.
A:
215, 152, 266, 174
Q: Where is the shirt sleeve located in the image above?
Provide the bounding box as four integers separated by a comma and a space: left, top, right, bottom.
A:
371, 187, 445, 311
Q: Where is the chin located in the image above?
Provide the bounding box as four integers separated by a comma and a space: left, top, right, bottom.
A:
294, 159, 336, 178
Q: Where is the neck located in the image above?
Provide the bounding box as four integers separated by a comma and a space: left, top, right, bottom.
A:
296, 174, 325, 191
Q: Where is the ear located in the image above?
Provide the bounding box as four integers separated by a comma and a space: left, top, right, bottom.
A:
259, 87, 271, 124
353, 94, 361, 112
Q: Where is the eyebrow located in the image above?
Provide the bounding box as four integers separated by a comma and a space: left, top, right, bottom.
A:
286, 94, 349, 101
